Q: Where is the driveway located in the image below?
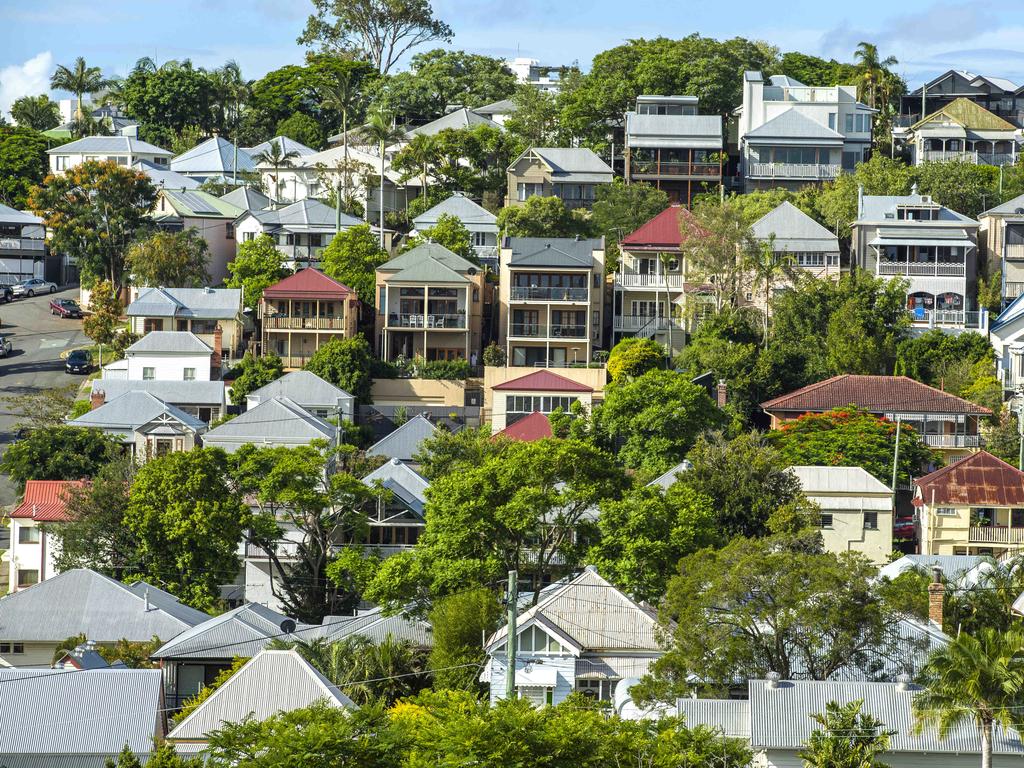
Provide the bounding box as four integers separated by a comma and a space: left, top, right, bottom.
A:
0, 288, 88, 505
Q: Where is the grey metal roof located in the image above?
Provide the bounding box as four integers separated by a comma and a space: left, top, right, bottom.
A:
878, 554, 991, 585
625, 113, 723, 149
171, 137, 255, 175
126, 330, 212, 355
90, 378, 225, 408
507, 237, 603, 268
788, 465, 892, 495
127, 286, 242, 319
0, 668, 164, 764
133, 159, 200, 190
243, 198, 361, 232
46, 135, 171, 156
413, 192, 498, 232
527, 147, 614, 183
675, 699, 751, 739
303, 607, 433, 647
124, 580, 214, 626
68, 390, 207, 438
751, 202, 841, 253
0, 202, 42, 225
152, 602, 306, 660
0, 568, 207, 643
245, 136, 317, 158
379, 242, 479, 275
247, 370, 353, 408
362, 458, 430, 516
474, 98, 516, 115
409, 107, 498, 137
219, 186, 272, 212
366, 415, 437, 462
161, 188, 243, 218
746, 678, 1024, 754
168, 649, 354, 745
982, 191, 1024, 216
646, 460, 691, 489
744, 108, 844, 142
202, 395, 335, 451
857, 194, 977, 224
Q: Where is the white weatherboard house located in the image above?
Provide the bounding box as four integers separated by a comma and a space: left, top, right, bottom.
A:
69, 390, 208, 459
245, 369, 355, 422
46, 135, 172, 174
122, 331, 213, 381
412, 192, 499, 265
126, 286, 245, 363
750, 201, 842, 282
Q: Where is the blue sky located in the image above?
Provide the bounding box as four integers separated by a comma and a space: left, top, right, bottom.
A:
2, 0, 1024, 115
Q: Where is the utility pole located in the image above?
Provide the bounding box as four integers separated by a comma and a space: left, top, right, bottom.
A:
504, 569, 518, 701
890, 417, 902, 494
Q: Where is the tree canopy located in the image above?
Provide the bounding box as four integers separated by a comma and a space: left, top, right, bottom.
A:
320, 223, 388, 306
126, 229, 210, 288
226, 234, 289, 307
304, 335, 375, 403
0, 426, 121, 490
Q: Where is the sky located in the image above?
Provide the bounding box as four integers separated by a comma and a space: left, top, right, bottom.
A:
3, 0, 1024, 116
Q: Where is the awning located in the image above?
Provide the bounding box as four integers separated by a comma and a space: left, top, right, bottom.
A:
515, 663, 558, 687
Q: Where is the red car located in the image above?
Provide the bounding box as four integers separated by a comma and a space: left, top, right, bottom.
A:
50, 298, 82, 318
894, 516, 916, 539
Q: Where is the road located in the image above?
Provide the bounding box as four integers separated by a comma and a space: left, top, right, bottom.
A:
0, 288, 88, 506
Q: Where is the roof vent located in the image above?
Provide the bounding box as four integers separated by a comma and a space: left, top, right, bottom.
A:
203, 286, 213, 294
896, 673, 912, 691
766, 671, 781, 689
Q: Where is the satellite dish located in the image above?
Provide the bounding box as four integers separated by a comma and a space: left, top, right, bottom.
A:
467, 267, 477, 275
280, 619, 297, 634
1015, 208, 1024, 214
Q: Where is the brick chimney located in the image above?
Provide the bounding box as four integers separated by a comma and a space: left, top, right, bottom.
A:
211, 325, 223, 373
928, 566, 945, 629
90, 389, 106, 410
716, 379, 728, 408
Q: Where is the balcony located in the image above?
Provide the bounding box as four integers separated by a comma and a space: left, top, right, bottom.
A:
1005, 282, 1024, 300
921, 150, 1015, 166
509, 323, 588, 339
921, 433, 982, 448
969, 526, 1024, 544
263, 315, 347, 330
386, 313, 466, 329
555, 197, 595, 210
747, 163, 841, 180
630, 161, 721, 179
0, 238, 45, 252
763, 85, 841, 103
911, 309, 986, 331
877, 260, 965, 277
510, 286, 589, 302
1005, 244, 1024, 261
615, 273, 685, 289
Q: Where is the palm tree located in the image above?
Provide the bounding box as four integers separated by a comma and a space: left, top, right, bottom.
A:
255, 139, 301, 202
402, 133, 437, 198
746, 234, 795, 347
317, 71, 361, 224
854, 42, 898, 110
913, 628, 1024, 768
50, 57, 113, 134
799, 699, 894, 768
359, 108, 406, 248
210, 61, 250, 182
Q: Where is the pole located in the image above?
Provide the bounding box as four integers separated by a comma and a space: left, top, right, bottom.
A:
891, 417, 902, 494
504, 569, 518, 701
1016, 402, 1024, 471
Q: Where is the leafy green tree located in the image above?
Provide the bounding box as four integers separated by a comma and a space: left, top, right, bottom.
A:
83, 280, 123, 351
227, 352, 284, 406
428, 586, 502, 691
482, 341, 506, 367
914, 160, 999, 220
681, 200, 759, 312
305, 335, 374, 403
255, 138, 302, 200
125, 448, 250, 611
359, 108, 406, 245
799, 699, 894, 768
50, 56, 112, 126
0, 127, 51, 209
853, 42, 898, 110
0, 426, 120, 490
226, 234, 289, 306
425, 124, 524, 205
10, 94, 61, 131
320, 224, 388, 307
402, 212, 475, 262
778, 51, 862, 88
895, 329, 994, 389
119, 59, 218, 142
413, 424, 506, 480
606, 337, 666, 381
590, 179, 670, 272
815, 154, 913, 238
29, 161, 157, 290
913, 629, 1024, 768
125, 229, 210, 288
497, 195, 591, 238
275, 112, 325, 149
504, 84, 565, 146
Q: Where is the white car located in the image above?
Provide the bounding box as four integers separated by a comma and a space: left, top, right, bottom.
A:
12, 278, 57, 298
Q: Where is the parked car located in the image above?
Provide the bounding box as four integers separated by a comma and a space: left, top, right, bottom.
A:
894, 516, 916, 539
50, 298, 82, 318
65, 349, 92, 374
0, 285, 13, 303
0, 335, 12, 358
12, 278, 57, 298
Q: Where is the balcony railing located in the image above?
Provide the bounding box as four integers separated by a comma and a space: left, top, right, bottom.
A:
510, 286, 589, 302
922, 150, 1016, 166
1005, 244, 1024, 261
557, 198, 594, 210
762, 85, 842, 103
386, 313, 466, 329
969, 526, 1024, 544
1005, 281, 1024, 299
0, 238, 45, 252
911, 310, 985, 330
275, 355, 314, 368
615, 273, 685, 289
877, 260, 966, 277
509, 323, 588, 339
263, 315, 347, 330
748, 163, 841, 180
921, 433, 982, 448
630, 161, 721, 178
614, 315, 684, 331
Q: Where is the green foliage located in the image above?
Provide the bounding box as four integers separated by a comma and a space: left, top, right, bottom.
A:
68, 399, 92, 419
482, 341, 506, 367
410, 355, 471, 380
984, 407, 1022, 466
799, 699, 894, 768
496, 196, 591, 238
226, 234, 289, 306
606, 337, 665, 381
83, 280, 123, 346
275, 112, 325, 149
778, 51, 862, 88
0, 425, 120, 490
174, 657, 249, 724
402, 213, 476, 262
590, 179, 670, 272
878, 568, 931, 621
304, 335, 374, 404
895, 329, 994, 388
320, 223, 388, 305
10, 94, 61, 131
120, 60, 219, 141
914, 160, 1000, 221
52, 633, 162, 668
428, 587, 502, 691
0, 127, 51, 209
413, 424, 504, 481
126, 229, 210, 288
682, 200, 760, 311
105, 744, 143, 768
504, 84, 566, 146
0, 383, 79, 431
227, 352, 284, 406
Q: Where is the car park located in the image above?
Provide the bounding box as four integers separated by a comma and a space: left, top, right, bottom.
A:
49, 298, 82, 318
12, 278, 58, 298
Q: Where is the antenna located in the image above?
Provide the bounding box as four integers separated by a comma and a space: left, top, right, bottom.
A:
280, 619, 297, 634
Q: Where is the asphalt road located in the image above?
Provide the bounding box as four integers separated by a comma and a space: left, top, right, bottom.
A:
0, 288, 88, 506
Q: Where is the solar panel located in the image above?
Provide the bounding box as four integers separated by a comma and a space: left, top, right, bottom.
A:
176, 191, 220, 215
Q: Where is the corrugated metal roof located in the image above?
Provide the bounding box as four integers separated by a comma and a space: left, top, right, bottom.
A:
646, 460, 691, 489
10, 480, 86, 521
857, 194, 977, 224
625, 113, 723, 149
496, 411, 553, 441
0, 202, 43, 226
134, 159, 200, 190
366, 415, 437, 462
171, 137, 254, 175
362, 458, 429, 509
46, 135, 171, 156
676, 699, 751, 739
90, 378, 225, 408
127, 287, 242, 319
413, 192, 498, 230
388, 257, 470, 284
126, 330, 212, 355
262, 268, 354, 300
379, 242, 479, 275
761, 374, 991, 415
152, 602, 303, 660
245, 136, 317, 158
248, 370, 353, 408
219, 186, 272, 212
878, 555, 990, 585
304, 608, 433, 647
751, 202, 840, 253
69, 390, 207, 437
492, 370, 593, 392
744, 109, 844, 142
409, 107, 497, 137
202, 396, 335, 451
621, 205, 695, 250
789, 465, 893, 495
528, 148, 614, 183
162, 189, 242, 219
507, 237, 603, 268
915, 450, 1024, 506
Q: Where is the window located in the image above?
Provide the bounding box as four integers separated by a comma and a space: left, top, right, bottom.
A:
593, 272, 600, 288
17, 569, 38, 588
473, 288, 479, 302
576, 679, 615, 701
797, 253, 825, 267
154, 157, 168, 166
191, 319, 217, 334
183, 367, 196, 381
55, 156, 69, 171
845, 114, 854, 132
309, 233, 323, 247
0, 642, 23, 654
225, 223, 235, 239
518, 625, 565, 653
936, 507, 958, 516
517, 182, 544, 201
828, 113, 836, 130
518, 686, 553, 706
472, 231, 488, 247
143, 319, 164, 333
864, 512, 878, 530
244, 231, 255, 242
143, 367, 155, 380
0, 643, 8, 653
819, 513, 834, 529
18, 526, 40, 544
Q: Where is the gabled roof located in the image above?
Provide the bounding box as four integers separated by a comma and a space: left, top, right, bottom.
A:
126, 330, 212, 355
168, 649, 354, 747
647, 460, 691, 489
413, 192, 498, 230
474, 98, 516, 115
857, 194, 977, 225
760, 374, 991, 416
262, 268, 355, 300
245, 136, 317, 158
69, 390, 207, 438
915, 451, 1024, 507
202, 396, 335, 448
789, 465, 894, 495
10, 480, 86, 522
303, 606, 433, 646
366, 415, 437, 462
379, 243, 476, 284
133, 159, 200, 190
247, 370, 353, 407
152, 602, 304, 660
160, 188, 242, 219
993, 290, 1024, 332
492, 370, 593, 392
507, 237, 603, 268
621, 205, 689, 250
0, 568, 208, 642
244, 198, 361, 232
46, 135, 172, 156
362, 457, 429, 516
911, 97, 1017, 132
127, 286, 242, 319
750, 201, 840, 254
496, 411, 552, 441
516, 147, 614, 183
981, 191, 1024, 217
0, 202, 42, 225
171, 136, 255, 175
745, 108, 844, 143
409, 107, 498, 136
90, 378, 225, 408
878, 554, 991, 586
219, 185, 272, 212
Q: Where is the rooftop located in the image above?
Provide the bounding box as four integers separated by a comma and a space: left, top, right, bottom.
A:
133, 160, 200, 190
857, 193, 977, 225
496, 411, 553, 441
761, 374, 991, 416
159, 188, 243, 219
46, 135, 172, 156
517, 147, 614, 184
915, 450, 1024, 507
493, 370, 594, 393
621, 205, 693, 250
202, 395, 336, 448
412, 192, 498, 230
245, 136, 317, 158
750, 201, 840, 254
409, 107, 498, 137
171, 136, 255, 175
366, 414, 438, 463
68, 390, 208, 438
745, 109, 845, 143
125, 330, 212, 356
262, 268, 355, 301
90, 378, 225, 408
362, 458, 429, 517
911, 97, 1017, 132
127, 286, 242, 319
10, 480, 86, 522
507, 236, 603, 268
247, 370, 354, 407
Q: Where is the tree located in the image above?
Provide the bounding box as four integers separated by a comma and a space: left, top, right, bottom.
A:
82, 280, 123, 359
504, 84, 565, 146
358, 108, 406, 246
10, 94, 61, 131
895, 329, 994, 390
413, 424, 506, 480
769, 407, 936, 486
225, 234, 289, 306
854, 42, 898, 110
305, 336, 374, 403
391, 132, 436, 194
125, 448, 250, 611
0, 426, 120, 490
29, 161, 157, 291
401, 212, 475, 261
255, 139, 301, 201
319, 223, 388, 305
119, 59, 219, 144
496, 196, 590, 238
590, 179, 670, 272
0, 383, 79, 431
315, 61, 375, 210
597, 370, 726, 478
227, 352, 284, 406
299, 0, 454, 74
747, 234, 794, 345
428, 587, 502, 691
0, 127, 51, 209
606, 337, 666, 381
680, 200, 758, 312
125, 229, 210, 288
50, 57, 112, 126
482, 342, 506, 368
275, 112, 325, 150
779, 51, 862, 89
913, 629, 1024, 768
799, 699, 894, 768
914, 161, 999, 221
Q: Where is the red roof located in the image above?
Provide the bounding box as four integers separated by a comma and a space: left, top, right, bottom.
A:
262, 268, 355, 300
915, 451, 1024, 507
492, 370, 594, 393
10, 480, 86, 522
760, 375, 991, 416
497, 411, 553, 442
620, 206, 697, 251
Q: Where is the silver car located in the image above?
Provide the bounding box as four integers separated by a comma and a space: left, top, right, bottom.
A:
12, 278, 57, 298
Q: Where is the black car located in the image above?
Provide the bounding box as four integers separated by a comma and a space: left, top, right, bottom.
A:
65, 349, 92, 374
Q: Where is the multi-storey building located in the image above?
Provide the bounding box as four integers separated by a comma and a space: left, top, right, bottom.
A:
498, 237, 605, 367
506, 148, 614, 211
978, 191, 1024, 304
234, 199, 367, 271
750, 201, 843, 282
895, 98, 1018, 167
899, 70, 1023, 127
0, 203, 46, 283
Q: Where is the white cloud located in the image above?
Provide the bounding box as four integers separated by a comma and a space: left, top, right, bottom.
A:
0, 51, 54, 120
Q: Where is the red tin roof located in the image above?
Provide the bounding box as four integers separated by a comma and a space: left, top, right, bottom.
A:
497, 411, 553, 442
10, 480, 87, 522
492, 370, 594, 393
915, 451, 1024, 507
760, 375, 990, 416
620, 206, 700, 251
262, 268, 355, 300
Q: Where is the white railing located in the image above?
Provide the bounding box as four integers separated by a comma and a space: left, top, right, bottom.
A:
911, 309, 985, 329
922, 150, 1016, 166
922, 434, 982, 448
1005, 244, 1024, 261
748, 163, 841, 180
614, 315, 686, 335
878, 260, 966, 277
969, 526, 1024, 544
0, 238, 45, 251
1005, 282, 1024, 299
762, 86, 841, 103
615, 273, 685, 289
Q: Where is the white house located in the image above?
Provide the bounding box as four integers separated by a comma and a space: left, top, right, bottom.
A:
171, 137, 255, 183
490, 370, 595, 433
234, 198, 365, 270
245, 369, 355, 422
750, 201, 843, 282
126, 286, 246, 363
201, 395, 336, 453
992, 293, 1024, 392
122, 331, 213, 381
411, 192, 499, 265
46, 136, 172, 175
4, 480, 85, 593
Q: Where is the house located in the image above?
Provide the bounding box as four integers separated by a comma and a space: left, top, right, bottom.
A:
171, 136, 255, 182
46, 135, 172, 174
474, 98, 516, 127
366, 414, 437, 464
505, 57, 569, 93
0, 667, 166, 766
4, 480, 85, 593
738, 71, 874, 191
897, 98, 1018, 166
495, 411, 553, 441
360, 458, 429, 556
852, 190, 983, 333
676, 677, 1024, 767
71, 389, 207, 458
167, 649, 356, 753
899, 70, 1022, 127
624, 95, 723, 207
259, 269, 360, 368
991, 294, 1024, 392
133, 158, 200, 190
54, 639, 119, 670
408, 106, 499, 137
484, 567, 663, 705
234, 199, 365, 270
122, 331, 214, 381
375, 242, 487, 362
788, 466, 894, 563
878, 554, 993, 587
411, 192, 499, 265
201, 395, 336, 453
246, 370, 355, 422
244, 135, 317, 159
152, 189, 244, 285
915, 451, 1024, 558
0, 202, 46, 283
46, 102, 139, 139
506, 148, 614, 210
0, 568, 207, 668
90, 378, 226, 425
979, 191, 1024, 305
761, 374, 991, 460
490, 370, 594, 433
127, 286, 245, 363
219, 185, 273, 213
750, 201, 842, 281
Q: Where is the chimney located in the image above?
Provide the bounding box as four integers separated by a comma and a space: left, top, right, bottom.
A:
144, 588, 151, 612
928, 566, 945, 628
211, 325, 223, 372
716, 379, 727, 408
90, 389, 106, 410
